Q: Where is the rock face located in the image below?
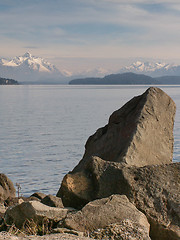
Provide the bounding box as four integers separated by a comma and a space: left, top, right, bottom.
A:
60, 157, 180, 239
58, 87, 176, 205
4, 201, 73, 229
0, 174, 16, 202
74, 87, 176, 171
64, 195, 150, 235
57, 87, 178, 239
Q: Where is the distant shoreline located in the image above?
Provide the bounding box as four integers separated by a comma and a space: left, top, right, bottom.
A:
0, 77, 19, 85
1, 71, 180, 85
69, 72, 180, 85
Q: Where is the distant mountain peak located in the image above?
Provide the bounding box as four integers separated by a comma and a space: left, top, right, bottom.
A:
0, 53, 71, 83
22, 52, 32, 58
120, 60, 180, 77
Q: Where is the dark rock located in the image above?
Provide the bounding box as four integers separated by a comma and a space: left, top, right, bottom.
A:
25, 196, 41, 202
0, 174, 16, 202
4, 197, 20, 207
41, 194, 64, 208
30, 192, 46, 200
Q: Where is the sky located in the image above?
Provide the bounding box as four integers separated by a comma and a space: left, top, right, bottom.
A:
1, 0, 180, 73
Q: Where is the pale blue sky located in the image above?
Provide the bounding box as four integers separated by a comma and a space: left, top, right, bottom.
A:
1, 0, 180, 72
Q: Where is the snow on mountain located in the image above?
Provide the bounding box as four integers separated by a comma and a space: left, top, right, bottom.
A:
120, 61, 180, 77
0, 52, 70, 83
2, 53, 180, 83
1, 52, 59, 72
121, 61, 174, 72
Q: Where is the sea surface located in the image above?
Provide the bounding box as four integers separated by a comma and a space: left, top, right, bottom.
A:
0, 85, 179, 196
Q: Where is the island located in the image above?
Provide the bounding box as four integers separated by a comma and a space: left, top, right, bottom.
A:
69, 72, 180, 85
0, 77, 19, 85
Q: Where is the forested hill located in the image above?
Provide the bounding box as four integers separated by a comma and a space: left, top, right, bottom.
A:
69, 72, 180, 85
0, 77, 19, 85
69, 72, 158, 85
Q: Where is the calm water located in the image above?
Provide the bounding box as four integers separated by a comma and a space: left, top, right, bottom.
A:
0, 85, 179, 196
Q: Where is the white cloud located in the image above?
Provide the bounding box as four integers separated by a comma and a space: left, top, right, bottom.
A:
1, 0, 180, 70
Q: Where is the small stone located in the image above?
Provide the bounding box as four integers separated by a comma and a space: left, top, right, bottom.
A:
41, 194, 64, 208
30, 192, 47, 200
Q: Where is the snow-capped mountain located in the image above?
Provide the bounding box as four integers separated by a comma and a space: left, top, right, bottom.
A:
120, 61, 180, 77
2, 53, 180, 84
0, 52, 70, 83
121, 61, 170, 72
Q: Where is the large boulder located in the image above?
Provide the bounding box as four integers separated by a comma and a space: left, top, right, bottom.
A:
57, 87, 176, 205
57, 87, 176, 202
60, 157, 180, 240
57, 87, 178, 239
0, 173, 16, 202
4, 200, 74, 229
64, 194, 150, 237
73, 87, 176, 171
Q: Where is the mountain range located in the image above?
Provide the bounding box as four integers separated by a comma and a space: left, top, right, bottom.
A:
120, 61, 180, 77
0, 52, 69, 83
1, 53, 180, 84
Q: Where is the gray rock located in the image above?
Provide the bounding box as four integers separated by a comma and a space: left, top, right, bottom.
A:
121, 163, 180, 240
73, 87, 176, 171
64, 194, 150, 236
57, 87, 176, 206
0, 173, 16, 202
41, 194, 64, 208
57, 87, 178, 239
4, 200, 72, 229
57, 88, 176, 206
90, 220, 151, 240
60, 157, 180, 240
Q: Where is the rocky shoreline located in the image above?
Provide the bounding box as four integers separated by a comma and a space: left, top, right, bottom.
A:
0, 87, 179, 240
